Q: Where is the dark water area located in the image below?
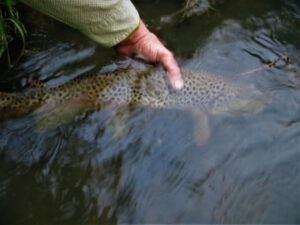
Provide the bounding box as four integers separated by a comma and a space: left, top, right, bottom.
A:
0, 0, 300, 224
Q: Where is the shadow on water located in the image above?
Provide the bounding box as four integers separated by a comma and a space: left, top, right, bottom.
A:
0, 0, 300, 224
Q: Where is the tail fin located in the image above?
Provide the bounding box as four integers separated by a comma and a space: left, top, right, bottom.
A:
0, 92, 16, 106
0, 92, 39, 121
0, 92, 18, 120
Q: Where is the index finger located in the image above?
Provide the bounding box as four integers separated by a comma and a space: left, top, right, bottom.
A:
158, 51, 184, 90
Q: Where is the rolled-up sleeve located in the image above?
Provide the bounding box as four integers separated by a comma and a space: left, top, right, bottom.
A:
21, 0, 140, 47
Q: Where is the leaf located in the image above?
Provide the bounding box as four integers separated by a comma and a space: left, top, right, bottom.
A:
0, 0, 26, 65
6, 18, 26, 43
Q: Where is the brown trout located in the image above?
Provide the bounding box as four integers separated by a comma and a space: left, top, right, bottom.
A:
0, 66, 264, 132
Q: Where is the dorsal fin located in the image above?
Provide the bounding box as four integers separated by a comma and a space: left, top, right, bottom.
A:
28, 79, 46, 90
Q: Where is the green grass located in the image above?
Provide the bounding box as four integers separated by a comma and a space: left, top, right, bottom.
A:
0, 0, 27, 65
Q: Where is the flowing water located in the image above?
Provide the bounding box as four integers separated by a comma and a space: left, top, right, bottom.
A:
0, 0, 299, 224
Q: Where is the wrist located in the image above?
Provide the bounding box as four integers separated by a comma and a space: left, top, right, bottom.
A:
115, 20, 150, 47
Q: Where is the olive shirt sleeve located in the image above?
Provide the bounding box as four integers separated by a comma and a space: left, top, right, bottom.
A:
21, 0, 140, 47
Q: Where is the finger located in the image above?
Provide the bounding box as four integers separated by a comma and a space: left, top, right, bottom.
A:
158, 51, 184, 90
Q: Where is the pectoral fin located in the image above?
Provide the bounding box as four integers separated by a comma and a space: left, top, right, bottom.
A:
192, 110, 210, 146
108, 107, 131, 139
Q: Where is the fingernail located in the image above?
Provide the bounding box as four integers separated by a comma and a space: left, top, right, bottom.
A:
174, 79, 184, 90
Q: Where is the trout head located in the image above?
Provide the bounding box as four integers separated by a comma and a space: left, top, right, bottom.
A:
162, 69, 265, 114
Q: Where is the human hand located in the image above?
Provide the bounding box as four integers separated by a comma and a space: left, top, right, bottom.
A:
114, 21, 184, 90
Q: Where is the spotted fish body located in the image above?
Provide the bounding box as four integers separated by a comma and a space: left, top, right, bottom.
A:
0, 66, 264, 122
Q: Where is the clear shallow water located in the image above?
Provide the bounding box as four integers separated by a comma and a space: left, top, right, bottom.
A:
0, 0, 300, 224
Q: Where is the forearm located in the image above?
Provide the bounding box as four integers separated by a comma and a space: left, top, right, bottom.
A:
21, 0, 140, 47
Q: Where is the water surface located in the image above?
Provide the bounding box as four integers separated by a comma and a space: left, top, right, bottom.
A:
0, 0, 299, 224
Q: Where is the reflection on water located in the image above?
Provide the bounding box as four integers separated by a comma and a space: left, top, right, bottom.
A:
0, 0, 300, 224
